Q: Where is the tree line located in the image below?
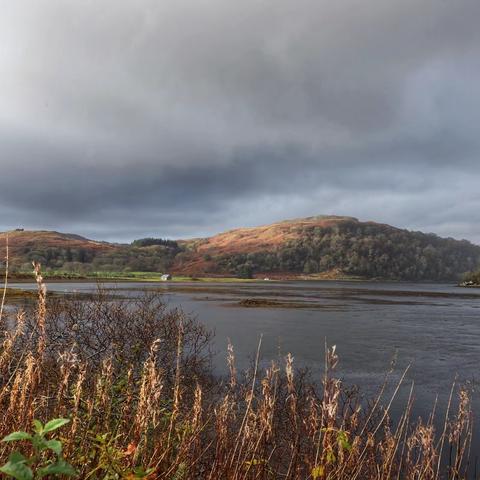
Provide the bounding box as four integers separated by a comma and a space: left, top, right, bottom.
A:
217, 221, 480, 280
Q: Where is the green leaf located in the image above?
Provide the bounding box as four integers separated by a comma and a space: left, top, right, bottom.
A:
326, 449, 336, 464
172, 463, 187, 480
32, 434, 48, 452
337, 431, 352, 451
132, 467, 155, 478
0, 453, 33, 480
311, 465, 325, 479
2, 432, 32, 442
45, 439, 62, 456
33, 420, 44, 435
38, 459, 77, 478
43, 418, 70, 433
8, 452, 27, 463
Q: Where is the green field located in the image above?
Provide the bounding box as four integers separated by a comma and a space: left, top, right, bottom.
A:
30, 270, 261, 283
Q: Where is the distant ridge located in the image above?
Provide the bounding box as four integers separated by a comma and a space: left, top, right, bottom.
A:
0, 216, 479, 281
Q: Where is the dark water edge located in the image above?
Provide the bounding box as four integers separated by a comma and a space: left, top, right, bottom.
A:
4, 279, 480, 467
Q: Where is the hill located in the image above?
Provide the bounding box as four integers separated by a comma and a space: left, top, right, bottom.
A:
0, 229, 179, 275
1, 216, 479, 281
0, 230, 113, 270
174, 216, 480, 280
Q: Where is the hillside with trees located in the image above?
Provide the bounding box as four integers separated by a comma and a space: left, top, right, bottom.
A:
210, 219, 480, 280
0, 231, 181, 275
1, 216, 479, 281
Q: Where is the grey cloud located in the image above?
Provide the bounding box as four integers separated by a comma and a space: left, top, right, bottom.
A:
0, 0, 480, 242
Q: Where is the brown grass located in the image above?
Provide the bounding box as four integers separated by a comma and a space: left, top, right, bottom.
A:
0, 263, 475, 479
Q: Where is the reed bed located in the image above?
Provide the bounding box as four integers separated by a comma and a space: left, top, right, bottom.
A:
0, 264, 475, 479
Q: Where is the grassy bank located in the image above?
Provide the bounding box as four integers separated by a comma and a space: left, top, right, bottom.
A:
6, 270, 262, 283
5, 269, 398, 283
0, 265, 473, 479
86, 271, 260, 282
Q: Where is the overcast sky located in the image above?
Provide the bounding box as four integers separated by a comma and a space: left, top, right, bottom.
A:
1, 0, 480, 243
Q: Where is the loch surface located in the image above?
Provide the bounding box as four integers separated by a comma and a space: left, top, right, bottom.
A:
7, 279, 480, 441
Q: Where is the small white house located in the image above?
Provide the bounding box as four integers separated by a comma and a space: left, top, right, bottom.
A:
161, 274, 172, 281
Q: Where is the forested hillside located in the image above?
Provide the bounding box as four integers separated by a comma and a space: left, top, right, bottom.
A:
1, 216, 479, 281
0, 230, 181, 274
211, 219, 480, 280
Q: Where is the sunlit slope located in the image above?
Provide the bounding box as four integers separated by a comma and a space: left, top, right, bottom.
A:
174, 216, 480, 280
0, 215, 479, 280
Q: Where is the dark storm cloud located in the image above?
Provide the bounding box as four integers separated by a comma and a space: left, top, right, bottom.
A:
1, 0, 480, 241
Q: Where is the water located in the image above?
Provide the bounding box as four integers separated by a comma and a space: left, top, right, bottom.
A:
6, 279, 480, 449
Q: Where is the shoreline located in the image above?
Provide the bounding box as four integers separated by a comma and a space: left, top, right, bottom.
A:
1, 272, 462, 285
0, 269, 472, 287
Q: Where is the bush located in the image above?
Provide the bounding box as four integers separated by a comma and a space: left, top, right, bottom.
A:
0, 267, 474, 479
1, 419, 76, 479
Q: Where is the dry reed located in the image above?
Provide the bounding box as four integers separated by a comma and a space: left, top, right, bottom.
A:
0, 263, 475, 479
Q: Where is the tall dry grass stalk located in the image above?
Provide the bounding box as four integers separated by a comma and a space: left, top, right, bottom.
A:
32, 260, 47, 359
0, 234, 8, 326
0, 263, 475, 479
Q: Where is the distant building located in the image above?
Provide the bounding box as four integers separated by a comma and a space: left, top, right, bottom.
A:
15, 228, 24, 232
161, 274, 172, 281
